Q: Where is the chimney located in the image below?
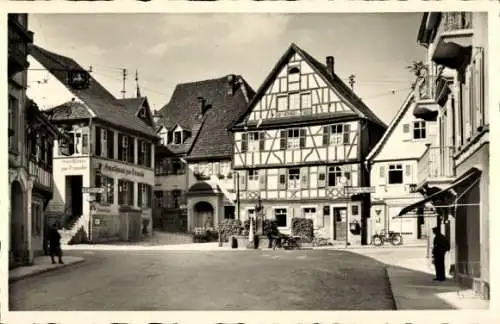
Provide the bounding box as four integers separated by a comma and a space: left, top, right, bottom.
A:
326, 56, 335, 75
197, 96, 207, 114
153, 110, 162, 125
227, 74, 236, 95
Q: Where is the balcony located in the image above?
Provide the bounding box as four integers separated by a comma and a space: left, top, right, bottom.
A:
8, 16, 34, 77
28, 158, 54, 194
432, 12, 473, 70
417, 145, 455, 191
413, 65, 453, 122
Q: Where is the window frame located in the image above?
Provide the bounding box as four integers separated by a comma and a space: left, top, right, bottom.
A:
412, 121, 427, 140
388, 164, 404, 184
273, 207, 288, 228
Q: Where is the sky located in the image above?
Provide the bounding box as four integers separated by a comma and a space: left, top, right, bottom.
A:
29, 13, 426, 125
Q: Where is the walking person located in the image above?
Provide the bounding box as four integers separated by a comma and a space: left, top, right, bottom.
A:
432, 226, 450, 281
48, 223, 64, 264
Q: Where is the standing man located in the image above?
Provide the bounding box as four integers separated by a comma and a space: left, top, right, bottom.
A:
48, 223, 64, 264
432, 226, 450, 281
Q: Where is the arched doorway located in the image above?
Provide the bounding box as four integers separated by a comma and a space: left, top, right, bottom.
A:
193, 201, 214, 229
10, 181, 25, 261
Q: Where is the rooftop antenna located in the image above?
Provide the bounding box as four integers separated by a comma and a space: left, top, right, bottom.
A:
135, 69, 141, 98
121, 68, 128, 98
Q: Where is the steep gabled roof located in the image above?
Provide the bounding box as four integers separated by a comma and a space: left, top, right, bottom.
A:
157, 75, 255, 160
117, 96, 154, 127
230, 43, 386, 130
29, 44, 158, 139
366, 90, 415, 162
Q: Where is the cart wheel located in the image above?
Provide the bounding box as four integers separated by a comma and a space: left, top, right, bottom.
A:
372, 235, 383, 246
390, 234, 402, 246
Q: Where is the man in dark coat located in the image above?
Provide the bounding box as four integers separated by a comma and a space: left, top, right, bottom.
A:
432, 226, 450, 281
48, 223, 64, 264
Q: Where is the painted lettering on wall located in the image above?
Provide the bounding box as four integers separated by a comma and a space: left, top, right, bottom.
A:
61, 158, 88, 172
101, 163, 145, 177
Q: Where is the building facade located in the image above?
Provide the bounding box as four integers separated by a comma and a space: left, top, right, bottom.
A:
8, 14, 61, 267
398, 12, 489, 299
367, 92, 437, 245
154, 75, 255, 232
229, 44, 387, 245
28, 45, 158, 244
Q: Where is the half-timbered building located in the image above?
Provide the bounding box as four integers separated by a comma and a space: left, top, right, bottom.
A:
154, 75, 255, 232
229, 43, 387, 245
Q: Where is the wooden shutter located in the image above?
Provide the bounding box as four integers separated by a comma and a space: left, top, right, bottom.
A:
473, 49, 484, 128
299, 129, 306, 148
280, 130, 287, 150
300, 167, 309, 189
278, 168, 287, 190
322, 126, 329, 146
95, 127, 101, 156
317, 165, 326, 188
259, 169, 267, 190
379, 165, 386, 184
404, 164, 412, 184
402, 124, 411, 141
241, 133, 248, 153
107, 130, 114, 159
463, 66, 472, 140
95, 173, 102, 203
81, 127, 89, 154
259, 132, 265, 151
343, 124, 351, 144
239, 170, 247, 190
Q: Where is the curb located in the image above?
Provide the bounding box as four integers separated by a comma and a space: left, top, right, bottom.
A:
384, 266, 401, 310
9, 259, 85, 283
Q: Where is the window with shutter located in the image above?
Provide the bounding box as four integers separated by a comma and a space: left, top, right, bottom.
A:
402, 124, 411, 141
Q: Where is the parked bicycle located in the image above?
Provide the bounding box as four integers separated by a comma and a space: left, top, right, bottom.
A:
372, 229, 403, 246
271, 234, 301, 250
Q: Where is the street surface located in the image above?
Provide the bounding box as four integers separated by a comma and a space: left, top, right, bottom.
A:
10, 249, 397, 310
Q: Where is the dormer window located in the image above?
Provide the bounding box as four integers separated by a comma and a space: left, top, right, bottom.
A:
139, 108, 146, 118
174, 130, 182, 144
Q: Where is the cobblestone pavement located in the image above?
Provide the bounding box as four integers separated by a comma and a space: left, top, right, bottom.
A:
10, 249, 396, 311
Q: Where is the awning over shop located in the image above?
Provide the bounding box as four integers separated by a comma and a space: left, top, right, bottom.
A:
397, 167, 481, 217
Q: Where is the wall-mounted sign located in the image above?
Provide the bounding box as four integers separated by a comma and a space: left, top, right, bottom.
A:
346, 186, 375, 194
97, 162, 145, 178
